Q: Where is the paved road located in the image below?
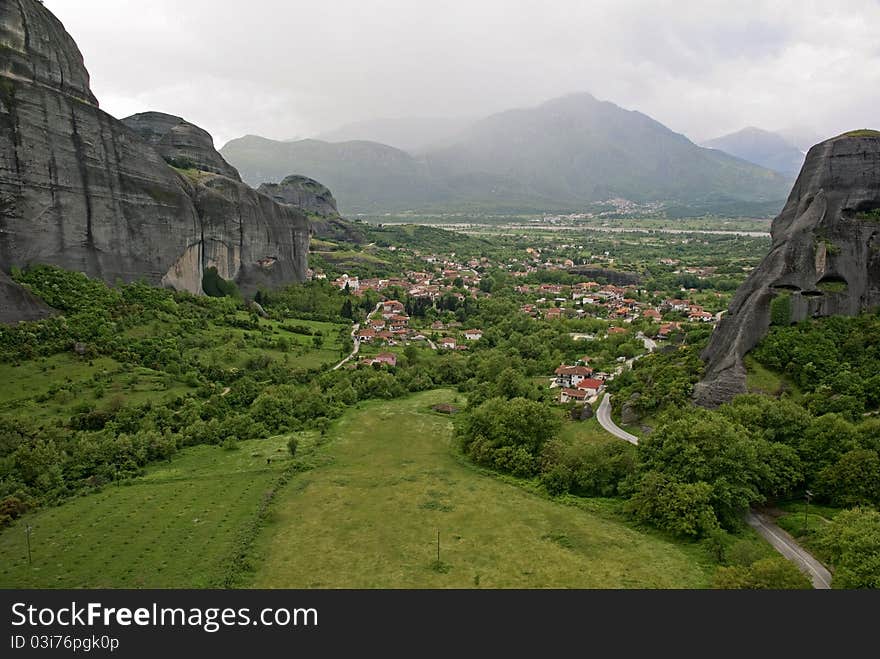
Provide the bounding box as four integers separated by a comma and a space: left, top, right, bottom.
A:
596, 395, 639, 445
594, 340, 832, 589
332, 324, 360, 370
746, 511, 832, 589
333, 302, 384, 370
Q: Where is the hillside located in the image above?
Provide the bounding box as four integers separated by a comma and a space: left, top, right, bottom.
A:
704, 127, 805, 177
221, 136, 445, 213
425, 93, 789, 207
317, 116, 474, 153
222, 93, 790, 215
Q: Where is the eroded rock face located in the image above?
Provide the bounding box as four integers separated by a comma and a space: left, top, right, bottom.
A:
695, 132, 880, 407
0, 271, 54, 323
122, 112, 242, 181
0, 0, 309, 319
259, 175, 338, 217
259, 175, 365, 244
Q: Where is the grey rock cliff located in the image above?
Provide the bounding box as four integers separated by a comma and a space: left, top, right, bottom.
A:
695, 132, 880, 407
259, 175, 339, 217
122, 112, 242, 181
259, 175, 366, 244
0, 0, 309, 318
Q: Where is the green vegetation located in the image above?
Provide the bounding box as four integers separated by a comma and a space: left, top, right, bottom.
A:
816, 508, 880, 588
752, 312, 880, 418
769, 292, 791, 326
856, 208, 880, 221
248, 391, 712, 588
0, 434, 294, 587
745, 355, 799, 397
4, 215, 878, 589
202, 266, 240, 298
838, 129, 880, 138
713, 557, 811, 589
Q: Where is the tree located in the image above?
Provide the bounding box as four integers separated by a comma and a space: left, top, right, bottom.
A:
457, 397, 561, 476
627, 471, 718, 537
634, 408, 763, 529
817, 450, 880, 507
287, 437, 299, 457
818, 508, 880, 588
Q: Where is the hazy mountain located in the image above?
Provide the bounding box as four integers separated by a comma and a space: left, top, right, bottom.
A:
776, 126, 826, 153
428, 94, 789, 206
703, 127, 805, 176
222, 93, 791, 214
220, 136, 445, 213
317, 116, 474, 153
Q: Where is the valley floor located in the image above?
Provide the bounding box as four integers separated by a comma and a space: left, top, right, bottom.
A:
246, 390, 712, 588
0, 391, 714, 589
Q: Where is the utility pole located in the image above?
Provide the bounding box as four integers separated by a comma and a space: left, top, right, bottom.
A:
25, 525, 32, 565
804, 490, 813, 534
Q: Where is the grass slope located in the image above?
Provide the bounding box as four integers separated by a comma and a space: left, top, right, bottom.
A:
248, 390, 711, 588
0, 435, 293, 588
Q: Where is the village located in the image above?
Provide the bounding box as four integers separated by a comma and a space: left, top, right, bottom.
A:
319, 240, 724, 404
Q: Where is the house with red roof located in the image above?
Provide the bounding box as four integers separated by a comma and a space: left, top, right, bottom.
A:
559, 388, 589, 404
554, 365, 594, 388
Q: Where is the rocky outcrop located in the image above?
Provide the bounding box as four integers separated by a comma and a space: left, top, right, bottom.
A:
259, 175, 338, 217
0, 0, 309, 319
695, 132, 880, 407
259, 175, 366, 244
0, 271, 54, 323
122, 112, 241, 180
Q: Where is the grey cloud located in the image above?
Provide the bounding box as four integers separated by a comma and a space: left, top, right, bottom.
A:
44, 0, 880, 147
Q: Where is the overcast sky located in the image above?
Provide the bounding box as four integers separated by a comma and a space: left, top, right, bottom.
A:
44, 0, 880, 149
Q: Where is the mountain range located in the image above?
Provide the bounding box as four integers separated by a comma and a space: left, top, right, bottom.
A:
221, 93, 792, 215
703, 127, 806, 177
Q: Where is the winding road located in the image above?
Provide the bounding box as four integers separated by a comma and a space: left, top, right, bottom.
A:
333, 302, 384, 371
594, 335, 832, 589
596, 395, 638, 444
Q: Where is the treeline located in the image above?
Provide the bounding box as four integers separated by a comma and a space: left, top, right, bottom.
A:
752, 312, 880, 419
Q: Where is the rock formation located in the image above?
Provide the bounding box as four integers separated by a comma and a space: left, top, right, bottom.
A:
259, 175, 366, 244
0, 271, 54, 323
259, 175, 338, 217
122, 112, 242, 181
695, 131, 880, 407
0, 0, 309, 321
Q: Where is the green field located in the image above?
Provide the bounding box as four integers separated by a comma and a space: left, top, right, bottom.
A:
0, 354, 196, 422
247, 390, 713, 588
0, 435, 295, 588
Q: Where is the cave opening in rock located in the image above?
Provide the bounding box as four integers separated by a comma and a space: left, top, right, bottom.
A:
816, 274, 848, 293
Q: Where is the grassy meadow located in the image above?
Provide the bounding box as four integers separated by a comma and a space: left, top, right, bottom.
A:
247, 390, 713, 588
0, 434, 295, 588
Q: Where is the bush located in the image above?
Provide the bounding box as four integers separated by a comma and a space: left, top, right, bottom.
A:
202, 267, 240, 299
287, 437, 299, 457
713, 557, 811, 589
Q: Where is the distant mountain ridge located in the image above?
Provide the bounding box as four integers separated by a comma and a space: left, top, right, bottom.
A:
317, 116, 474, 153
221, 92, 791, 215
703, 127, 806, 177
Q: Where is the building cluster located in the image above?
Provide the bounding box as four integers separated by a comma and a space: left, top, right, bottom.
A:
552, 359, 610, 404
